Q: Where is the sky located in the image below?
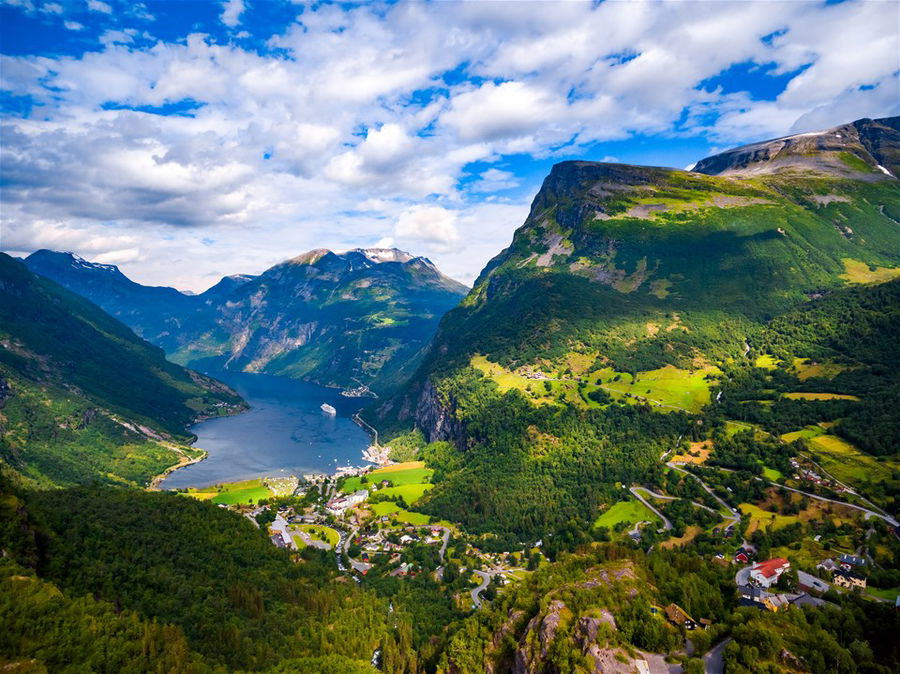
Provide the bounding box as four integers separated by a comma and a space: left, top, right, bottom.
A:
1, 0, 898, 292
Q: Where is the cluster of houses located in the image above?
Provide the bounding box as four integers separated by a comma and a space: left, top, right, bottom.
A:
789, 458, 847, 493
356, 526, 444, 559
326, 489, 369, 516
817, 554, 868, 590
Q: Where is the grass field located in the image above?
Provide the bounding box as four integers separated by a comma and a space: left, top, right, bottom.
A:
342, 461, 433, 493
600, 365, 719, 414
740, 503, 800, 535
292, 524, 340, 548
472, 355, 718, 414
781, 425, 826, 443
782, 392, 860, 401
368, 501, 431, 525
840, 258, 900, 285
807, 435, 898, 488
792, 358, 853, 381
754, 355, 780, 369
184, 478, 272, 505
593, 499, 658, 529
376, 483, 432, 504
762, 466, 784, 481
866, 586, 900, 601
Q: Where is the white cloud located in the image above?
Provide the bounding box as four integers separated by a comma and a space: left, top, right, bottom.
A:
1, 0, 897, 290
394, 205, 459, 252
220, 0, 244, 28
469, 168, 519, 193
87, 0, 112, 13
63, 20, 84, 30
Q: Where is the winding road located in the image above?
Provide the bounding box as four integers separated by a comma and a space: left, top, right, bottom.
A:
471, 569, 493, 608
629, 486, 673, 531
666, 462, 741, 524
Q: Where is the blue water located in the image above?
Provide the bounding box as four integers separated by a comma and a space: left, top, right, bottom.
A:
160, 371, 371, 489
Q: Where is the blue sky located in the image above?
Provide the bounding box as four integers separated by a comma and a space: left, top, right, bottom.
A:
1, 0, 898, 290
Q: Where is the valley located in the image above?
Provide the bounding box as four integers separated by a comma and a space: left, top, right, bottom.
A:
2, 115, 899, 674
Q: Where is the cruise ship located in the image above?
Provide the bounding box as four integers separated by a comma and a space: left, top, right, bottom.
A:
320, 403, 337, 415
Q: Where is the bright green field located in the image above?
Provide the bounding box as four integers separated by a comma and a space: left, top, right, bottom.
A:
471, 356, 717, 414
762, 466, 784, 481
740, 503, 799, 534
376, 484, 432, 504
368, 501, 431, 525
781, 425, 826, 443
342, 462, 434, 493
600, 365, 719, 413
593, 499, 658, 529
754, 354, 780, 370
292, 524, 340, 548
865, 586, 900, 601
185, 479, 272, 505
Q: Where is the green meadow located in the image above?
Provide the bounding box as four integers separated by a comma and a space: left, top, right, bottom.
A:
593, 499, 658, 529
184, 478, 272, 505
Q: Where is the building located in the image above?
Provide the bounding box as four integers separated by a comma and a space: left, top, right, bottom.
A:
663, 603, 697, 630
833, 570, 867, 590
816, 558, 840, 573
750, 558, 790, 588
738, 585, 792, 612
325, 489, 369, 516
838, 554, 867, 570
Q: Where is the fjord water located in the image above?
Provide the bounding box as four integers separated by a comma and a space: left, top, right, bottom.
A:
160, 371, 370, 489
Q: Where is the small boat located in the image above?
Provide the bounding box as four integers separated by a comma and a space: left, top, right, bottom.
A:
320, 403, 337, 415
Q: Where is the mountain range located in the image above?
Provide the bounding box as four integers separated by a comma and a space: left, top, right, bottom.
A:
25, 247, 468, 390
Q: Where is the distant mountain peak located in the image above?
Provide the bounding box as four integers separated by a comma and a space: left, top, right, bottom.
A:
28, 249, 121, 274
352, 248, 416, 264
692, 115, 900, 178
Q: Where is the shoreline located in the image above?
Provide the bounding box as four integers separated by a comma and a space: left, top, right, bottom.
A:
148, 401, 249, 491
148, 443, 208, 490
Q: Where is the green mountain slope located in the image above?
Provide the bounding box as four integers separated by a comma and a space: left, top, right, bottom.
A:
0, 253, 245, 487
25, 248, 468, 390
376, 116, 900, 537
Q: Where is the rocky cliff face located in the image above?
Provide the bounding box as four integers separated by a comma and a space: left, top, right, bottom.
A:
25, 247, 467, 389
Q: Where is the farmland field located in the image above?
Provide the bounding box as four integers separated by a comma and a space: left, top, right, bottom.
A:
781, 425, 826, 443
368, 501, 432, 525
740, 503, 800, 535
183, 478, 272, 505
471, 355, 718, 413
593, 499, 658, 529
782, 392, 860, 401
376, 483, 432, 504
342, 461, 433, 493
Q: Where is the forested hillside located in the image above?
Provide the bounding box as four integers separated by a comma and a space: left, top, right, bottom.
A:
0, 254, 244, 487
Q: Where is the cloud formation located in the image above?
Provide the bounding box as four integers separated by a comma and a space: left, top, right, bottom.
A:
0, 0, 898, 290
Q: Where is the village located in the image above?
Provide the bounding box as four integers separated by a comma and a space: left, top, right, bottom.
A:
221, 458, 531, 609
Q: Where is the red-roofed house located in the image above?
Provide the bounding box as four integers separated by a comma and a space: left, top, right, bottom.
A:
750, 558, 790, 588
